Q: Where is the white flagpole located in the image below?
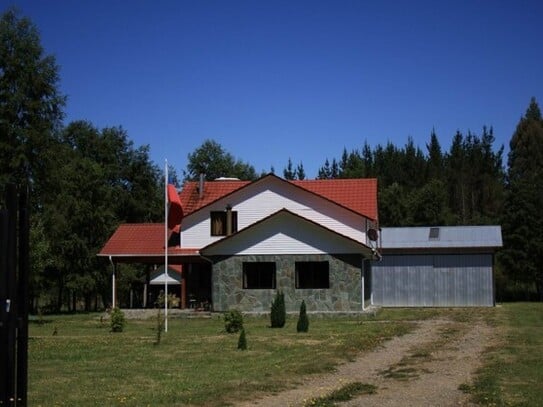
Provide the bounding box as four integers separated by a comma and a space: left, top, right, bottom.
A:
164, 159, 169, 333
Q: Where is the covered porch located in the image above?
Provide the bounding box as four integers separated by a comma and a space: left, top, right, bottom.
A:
98, 223, 212, 310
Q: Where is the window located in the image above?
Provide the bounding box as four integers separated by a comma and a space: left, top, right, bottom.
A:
429, 227, 440, 240
210, 211, 238, 236
243, 262, 276, 289
295, 261, 329, 289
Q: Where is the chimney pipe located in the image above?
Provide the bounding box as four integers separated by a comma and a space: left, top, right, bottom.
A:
226, 204, 232, 236
198, 173, 205, 199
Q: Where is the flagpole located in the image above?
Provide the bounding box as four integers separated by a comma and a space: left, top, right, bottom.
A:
164, 160, 169, 333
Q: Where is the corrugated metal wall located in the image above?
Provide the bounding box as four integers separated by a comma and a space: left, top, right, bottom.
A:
372, 254, 494, 307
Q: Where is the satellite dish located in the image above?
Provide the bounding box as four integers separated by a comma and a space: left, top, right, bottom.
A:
367, 228, 378, 242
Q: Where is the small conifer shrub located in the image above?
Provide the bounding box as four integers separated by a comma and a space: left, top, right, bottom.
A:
296, 300, 309, 332
224, 309, 244, 333
110, 307, 126, 333
237, 328, 247, 350
270, 291, 286, 328
155, 308, 164, 345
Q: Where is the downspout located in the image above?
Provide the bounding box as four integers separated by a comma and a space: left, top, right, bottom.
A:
361, 257, 365, 311
109, 256, 116, 309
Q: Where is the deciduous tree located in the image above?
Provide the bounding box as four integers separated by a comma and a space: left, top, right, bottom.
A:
185, 139, 257, 181
0, 8, 65, 197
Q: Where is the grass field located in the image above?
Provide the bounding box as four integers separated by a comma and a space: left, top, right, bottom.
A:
466, 303, 543, 406
28, 311, 413, 406
27, 304, 543, 406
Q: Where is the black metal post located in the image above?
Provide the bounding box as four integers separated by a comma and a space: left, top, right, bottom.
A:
0, 185, 29, 406
0, 208, 10, 405
16, 186, 29, 406
4, 184, 18, 406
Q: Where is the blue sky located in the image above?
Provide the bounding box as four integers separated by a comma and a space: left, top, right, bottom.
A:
8, 1, 543, 178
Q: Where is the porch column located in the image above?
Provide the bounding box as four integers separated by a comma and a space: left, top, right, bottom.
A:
109, 256, 116, 308
143, 283, 147, 308
181, 265, 187, 309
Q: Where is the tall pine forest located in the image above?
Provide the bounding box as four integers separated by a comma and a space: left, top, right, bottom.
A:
1, 9, 542, 310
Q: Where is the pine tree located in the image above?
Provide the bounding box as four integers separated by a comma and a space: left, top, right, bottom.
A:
330, 159, 339, 178
426, 129, 443, 181
317, 159, 332, 179
270, 291, 286, 328
296, 162, 306, 180
283, 158, 296, 180
501, 98, 543, 300
296, 300, 309, 332
237, 328, 247, 350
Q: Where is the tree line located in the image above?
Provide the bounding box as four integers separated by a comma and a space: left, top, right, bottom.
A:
1, 10, 163, 311
1, 9, 542, 310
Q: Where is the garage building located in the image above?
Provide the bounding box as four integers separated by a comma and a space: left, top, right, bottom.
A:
372, 226, 502, 307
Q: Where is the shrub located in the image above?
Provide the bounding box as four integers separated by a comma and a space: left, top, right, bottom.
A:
270, 291, 286, 328
155, 308, 164, 345
155, 292, 180, 308
110, 307, 126, 333
224, 309, 243, 333
237, 328, 247, 350
296, 300, 309, 332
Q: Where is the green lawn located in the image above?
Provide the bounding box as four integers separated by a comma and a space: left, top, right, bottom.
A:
467, 303, 543, 407
27, 304, 543, 406
28, 312, 413, 406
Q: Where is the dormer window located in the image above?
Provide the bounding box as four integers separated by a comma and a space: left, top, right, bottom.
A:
211, 211, 238, 236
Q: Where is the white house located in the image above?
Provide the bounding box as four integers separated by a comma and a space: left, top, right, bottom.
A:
99, 173, 379, 312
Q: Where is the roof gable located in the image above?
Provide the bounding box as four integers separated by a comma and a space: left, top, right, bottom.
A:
200, 208, 373, 256
179, 174, 378, 220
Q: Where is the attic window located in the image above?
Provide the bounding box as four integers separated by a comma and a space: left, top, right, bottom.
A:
429, 227, 440, 240
210, 211, 238, 236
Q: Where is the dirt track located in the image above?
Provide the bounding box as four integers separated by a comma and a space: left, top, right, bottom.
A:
237, 316, 493, 407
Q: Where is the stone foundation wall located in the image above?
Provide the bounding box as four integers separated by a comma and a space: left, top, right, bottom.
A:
211, 254, 363, 312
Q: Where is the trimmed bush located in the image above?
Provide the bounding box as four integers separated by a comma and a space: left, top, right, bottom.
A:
110, 307, 126, 332
270, 291, 286, 328
296, 300, 309, 332
237, 328, 247, 350
224, 309, 244, 333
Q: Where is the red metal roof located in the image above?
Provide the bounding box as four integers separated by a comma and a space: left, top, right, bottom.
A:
291, 178, 377, 221
179, 174, 378, 220
100, 175, 378, 260
98, 223, 199, 258
179, 180, 250, 215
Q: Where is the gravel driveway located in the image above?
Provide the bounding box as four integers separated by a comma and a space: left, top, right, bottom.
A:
238, 316, 493, 407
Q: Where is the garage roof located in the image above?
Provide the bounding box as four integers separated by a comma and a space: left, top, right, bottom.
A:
380, 226, 503, 249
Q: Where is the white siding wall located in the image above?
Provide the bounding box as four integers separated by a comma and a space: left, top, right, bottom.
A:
202, 212, 368, 255
180, 178, 368, 249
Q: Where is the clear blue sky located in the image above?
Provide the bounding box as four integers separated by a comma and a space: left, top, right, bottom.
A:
9, 0, 543, 178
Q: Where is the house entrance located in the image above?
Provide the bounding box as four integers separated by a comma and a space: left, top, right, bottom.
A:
185, 262, 212, 310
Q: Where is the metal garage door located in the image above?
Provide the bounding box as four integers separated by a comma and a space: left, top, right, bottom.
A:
372, 254, 494, 307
